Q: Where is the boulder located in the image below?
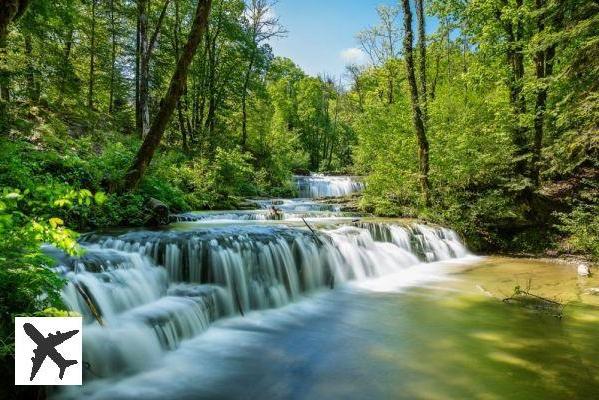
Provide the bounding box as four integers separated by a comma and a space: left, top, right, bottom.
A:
147, 198, 170, 226
577, 263, 591, 277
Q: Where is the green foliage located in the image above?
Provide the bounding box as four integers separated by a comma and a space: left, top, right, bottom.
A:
0, 0, 595, 290
351, 0, 598, 253
556, 204, 599, 260
0, 187, 101, 357
146, 147, 271, 210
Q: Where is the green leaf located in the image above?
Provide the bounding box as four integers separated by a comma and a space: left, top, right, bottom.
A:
94, 192, 108, 205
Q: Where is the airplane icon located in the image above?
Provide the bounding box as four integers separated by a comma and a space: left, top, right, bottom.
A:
23, 322, 79, 381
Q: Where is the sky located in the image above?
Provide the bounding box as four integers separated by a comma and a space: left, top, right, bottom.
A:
269, 0, 438, 80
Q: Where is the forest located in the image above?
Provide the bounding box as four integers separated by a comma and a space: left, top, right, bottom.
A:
0, 0, 597, 392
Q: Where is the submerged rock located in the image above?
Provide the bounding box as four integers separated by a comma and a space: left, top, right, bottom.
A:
577, 263, 591, 277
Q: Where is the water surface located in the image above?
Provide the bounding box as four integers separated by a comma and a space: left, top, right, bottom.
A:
52, 176, 599, 399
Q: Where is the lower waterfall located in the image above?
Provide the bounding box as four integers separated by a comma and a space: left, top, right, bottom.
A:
52, 220, 470, 386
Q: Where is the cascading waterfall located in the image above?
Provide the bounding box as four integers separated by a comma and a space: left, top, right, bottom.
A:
171, 209, 346, 223
53, 221, 469, 385
293, 174, 364, 198
171, 200, 346, 223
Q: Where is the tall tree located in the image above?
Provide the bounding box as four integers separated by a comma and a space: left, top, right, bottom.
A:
531, 0, 559, 186
357, 5, 401, 104
137, 0, 170, 138
87, 0, 97, 110
0, 0, 30, 100
24, 33, 39, 101
240, 0, 285, 149
401, 0, 430, 206
108, 0, 117, 113
137, 0, 148, 136
57, 27, 74, 107
495, 0, 529, 179
415, 0, 427, 119
124, 0, 212, 188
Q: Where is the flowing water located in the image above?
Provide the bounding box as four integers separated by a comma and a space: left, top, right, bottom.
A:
49, 176, 599, 399
293, 174, 364, 198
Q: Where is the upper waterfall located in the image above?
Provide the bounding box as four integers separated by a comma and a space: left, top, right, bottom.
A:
293, 174, 364, 198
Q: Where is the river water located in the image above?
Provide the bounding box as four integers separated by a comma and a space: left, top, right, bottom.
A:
50, 176, 599, 399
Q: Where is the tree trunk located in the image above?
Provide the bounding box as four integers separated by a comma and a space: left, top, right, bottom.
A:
87, 0, 97, 110
0, 0, 30, 101
445, 19, 451, 79
387, 65, 394, 104
135, 12, 141, 134
173, 0, 188, 154
430, 44, 441, 100
177, 101, 189, 153
240, 53, 255, 149
203, 25, 219, 150
461, 22, 468, 73
415, 0, 427, 120
138, 0, 149, 137
109, 0, 117, 113
24, 34, 39, 101
124, 0, 212, 189
58, 28, 73, 107
531, 0, 558, 187
137, 0, 170, 137
500, 0, 528, 178
0, 37, 9, 101
401, 0, 430, 206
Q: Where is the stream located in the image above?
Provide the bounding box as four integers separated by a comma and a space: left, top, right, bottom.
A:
49, 175, 599, 399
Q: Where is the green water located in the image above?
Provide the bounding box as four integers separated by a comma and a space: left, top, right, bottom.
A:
58, 257, 599, 400
360, 258, 599, 399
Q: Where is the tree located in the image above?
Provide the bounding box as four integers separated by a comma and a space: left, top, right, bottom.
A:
87, 0, 97, 110
530, 0, 560, 186
357, 5, 401, 104
415, 0, 427, 120
137, 0, 171, 138
401, 0, 430, 206
0, 0, 30, 100
124, 0, 212, 188
240, 0, 285, 149
499, 0, 529, 181
108, 0, 118, 113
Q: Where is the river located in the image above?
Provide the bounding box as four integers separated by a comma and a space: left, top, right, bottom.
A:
49, 176, 599, 399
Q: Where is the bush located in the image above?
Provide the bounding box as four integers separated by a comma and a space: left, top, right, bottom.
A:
556, 204, 599, 260
0, 187, 102, 357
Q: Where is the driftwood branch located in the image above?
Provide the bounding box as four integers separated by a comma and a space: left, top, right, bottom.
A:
73, 281, 105, 326
501, 279, 565, 318
301, 217, 317, 236
301, 217, 335, 289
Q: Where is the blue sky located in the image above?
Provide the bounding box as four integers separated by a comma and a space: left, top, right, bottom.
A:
269, 0, 438, 79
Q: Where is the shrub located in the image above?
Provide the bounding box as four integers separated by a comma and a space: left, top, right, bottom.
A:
0, 187, 102, 357
556, 204, 599, 260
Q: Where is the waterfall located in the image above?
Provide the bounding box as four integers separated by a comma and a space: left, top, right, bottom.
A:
52, 221, 469, 384
171, 202, 347, 223
293, 174, 364, 198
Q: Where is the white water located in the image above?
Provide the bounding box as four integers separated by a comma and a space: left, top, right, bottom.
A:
54, 223, 468, 387
293, 174, 364, 198
50, 178, 472, 398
